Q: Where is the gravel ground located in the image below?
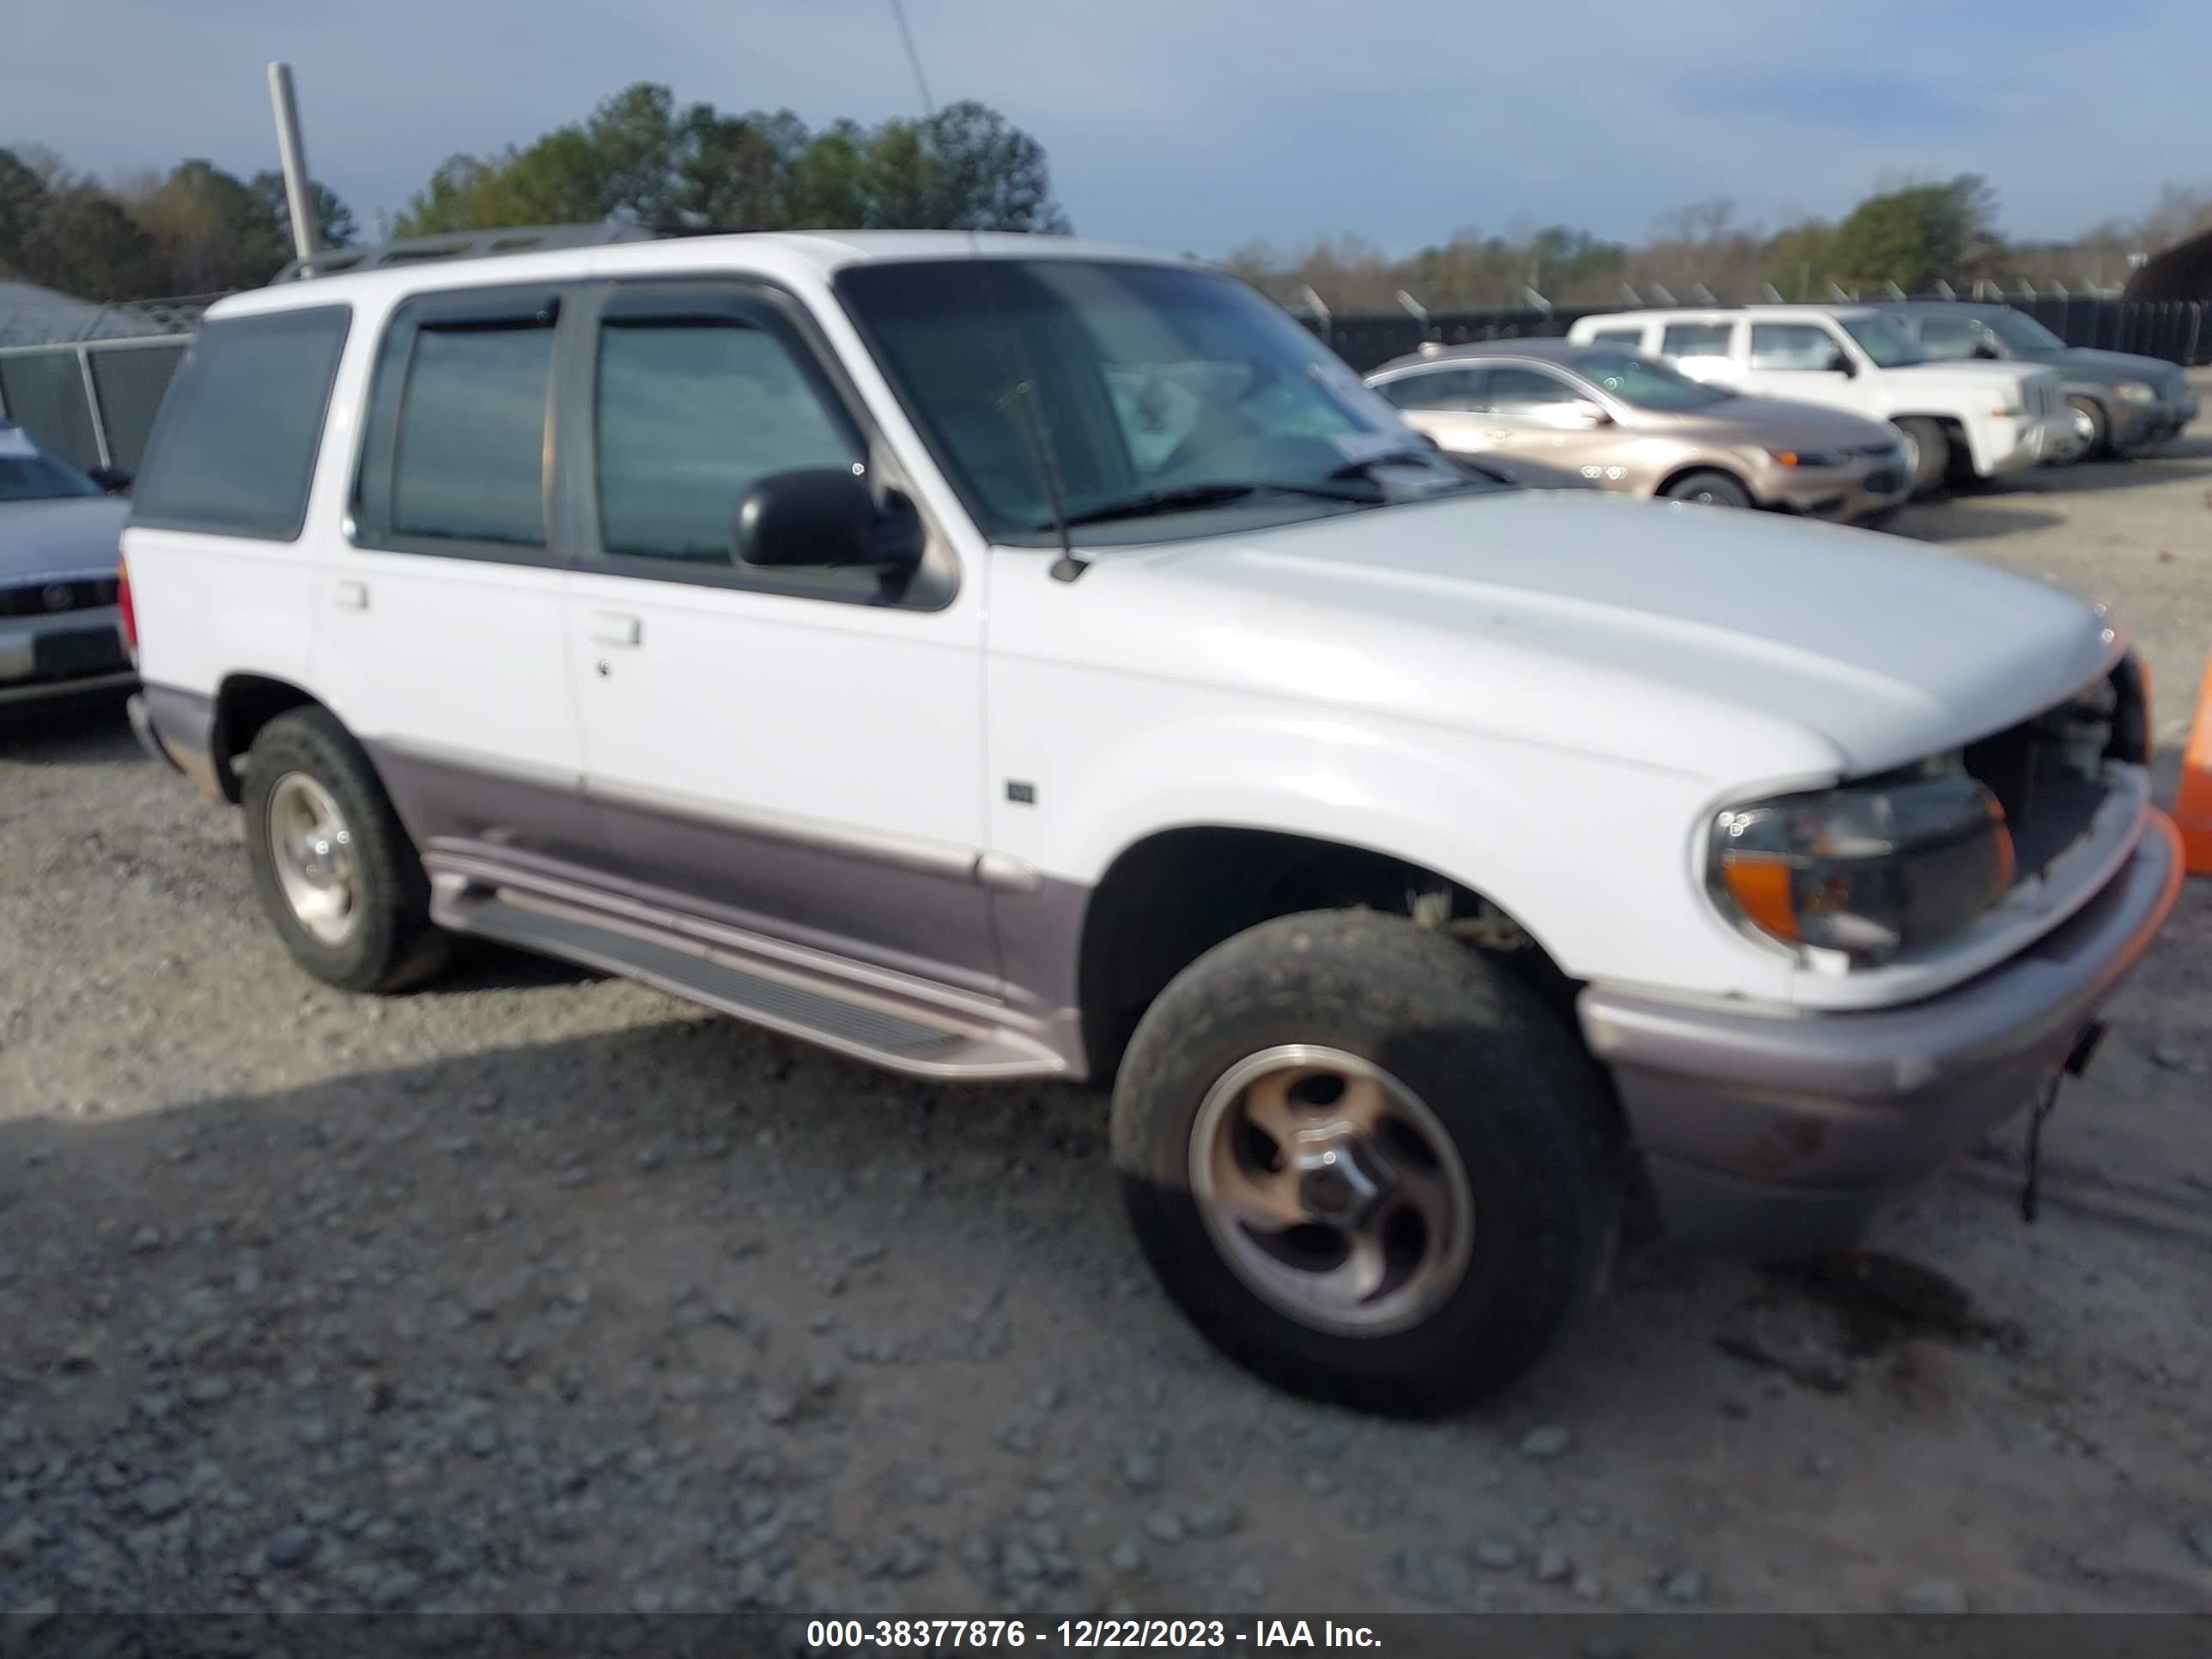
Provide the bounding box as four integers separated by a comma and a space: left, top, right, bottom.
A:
3, 380, 2209, 1621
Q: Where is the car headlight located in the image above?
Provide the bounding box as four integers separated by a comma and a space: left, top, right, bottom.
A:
2114, 381, 2157, 405
1709, 770, 2014, 966
1764, 447, 1849, 469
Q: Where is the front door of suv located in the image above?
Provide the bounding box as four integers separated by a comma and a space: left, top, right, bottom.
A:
311, 284, 598, 873
557, 280, 994, 994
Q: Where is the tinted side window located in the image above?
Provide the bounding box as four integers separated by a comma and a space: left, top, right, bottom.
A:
1916, 318, 1986, 360
1481, 366, 1584, 411
596, 319, 860, 562
1588, 327, 1644, 346
1375, 368, 1485, 410
1747, 323, 1844, 370
130, 307, 350, 540
393, 328, 554, 545
1659, 322, 1733, 361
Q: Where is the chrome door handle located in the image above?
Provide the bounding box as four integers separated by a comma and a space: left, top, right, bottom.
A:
333, 580, 368, 611
1484, 429, 1513, 441
590, 611, 642, 647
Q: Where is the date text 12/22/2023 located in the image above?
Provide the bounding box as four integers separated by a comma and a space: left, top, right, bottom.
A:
805, 1619, 1386, 1650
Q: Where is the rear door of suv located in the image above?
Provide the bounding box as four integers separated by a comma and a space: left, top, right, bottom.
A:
310, 283, 598, 872
556, 277, 995, 995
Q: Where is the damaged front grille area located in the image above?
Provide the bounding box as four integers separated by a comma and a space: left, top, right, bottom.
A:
1963, 657, 2146, 878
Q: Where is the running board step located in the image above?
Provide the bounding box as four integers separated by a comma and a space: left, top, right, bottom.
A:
433, 882, 1071, 1081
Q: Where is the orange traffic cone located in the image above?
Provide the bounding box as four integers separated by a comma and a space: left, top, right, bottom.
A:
2177, 658, 2212, 877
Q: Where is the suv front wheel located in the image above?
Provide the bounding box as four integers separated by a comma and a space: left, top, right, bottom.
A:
241, 708, 451, 994
1112, 909, 1622, 1415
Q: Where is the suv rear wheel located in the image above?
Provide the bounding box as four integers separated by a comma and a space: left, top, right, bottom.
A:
1111, 909, 1621, 1415
241, 708, 451, 994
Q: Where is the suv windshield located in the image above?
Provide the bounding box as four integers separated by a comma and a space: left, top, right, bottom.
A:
1835, 313, 1927, 368
836, 258, 1477, 544
1569, 350, 1731, 411
1984, 309, 2068, 356
0, 425, 100, 504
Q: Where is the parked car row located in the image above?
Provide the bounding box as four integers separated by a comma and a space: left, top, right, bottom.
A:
1364, 300, 2197, 518
106, 231, 2181, 1414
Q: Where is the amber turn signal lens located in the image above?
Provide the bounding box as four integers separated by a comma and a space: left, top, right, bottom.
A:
1718, 853, 1801, 941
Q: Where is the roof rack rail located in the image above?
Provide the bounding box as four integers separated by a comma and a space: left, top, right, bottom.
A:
270, 223, 663, 284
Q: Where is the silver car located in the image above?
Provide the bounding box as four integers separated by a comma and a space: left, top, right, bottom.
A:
0, 422, 134, 711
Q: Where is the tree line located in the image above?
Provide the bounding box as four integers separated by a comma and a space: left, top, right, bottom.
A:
393, 84, 1067, 239
0, 146, 354, 301
8, 82, 2209, 313
1, 82, 1067, 307
1228, 176, 2212, 310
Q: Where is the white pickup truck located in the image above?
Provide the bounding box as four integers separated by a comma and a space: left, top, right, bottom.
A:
1568, 305, 2075, 496
121, 234, 2180, 1413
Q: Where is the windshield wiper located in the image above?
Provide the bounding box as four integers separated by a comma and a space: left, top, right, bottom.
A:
1054, 479, 1381, 528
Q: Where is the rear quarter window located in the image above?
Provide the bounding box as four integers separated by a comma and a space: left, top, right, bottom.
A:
128, 306, 351, 541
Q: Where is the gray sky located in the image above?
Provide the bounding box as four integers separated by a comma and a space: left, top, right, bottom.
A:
7, 0, 2204, 254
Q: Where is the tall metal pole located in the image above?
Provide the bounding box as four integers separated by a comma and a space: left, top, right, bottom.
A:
266, 63, 320, 267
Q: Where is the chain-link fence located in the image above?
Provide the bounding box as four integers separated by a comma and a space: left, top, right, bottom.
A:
0, 335, 192, 475
0, 289, 215, 474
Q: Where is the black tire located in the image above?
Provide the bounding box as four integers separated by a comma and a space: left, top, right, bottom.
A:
1111, 909, 1623, 1416
240, 707, 451, 994
1660, 469, 1752, 509
1895, 416, 1949, 496
2066, 395, 2110, 462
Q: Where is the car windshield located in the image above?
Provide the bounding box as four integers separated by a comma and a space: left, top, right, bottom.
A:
0, 425, 100, 503
1984, 309, 2068, 356
1835, 313, 1927, 368
1568, 350, 1732, 410
836, 258, 1480, 544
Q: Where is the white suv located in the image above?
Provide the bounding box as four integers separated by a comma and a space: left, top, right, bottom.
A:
121, 233, 2179, 1413
1568, 305, 2074, 495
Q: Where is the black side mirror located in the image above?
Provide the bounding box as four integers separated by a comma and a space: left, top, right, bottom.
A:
732, 469, 925, 575
1972, 342, 2001, 360
1826, 353, 1856, 379
87, 466, 132, 494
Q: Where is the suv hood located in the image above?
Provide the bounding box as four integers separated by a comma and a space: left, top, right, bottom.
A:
1073, 489, 2118, 783
0, 495, 131, 582
1885, 358, 2049, 392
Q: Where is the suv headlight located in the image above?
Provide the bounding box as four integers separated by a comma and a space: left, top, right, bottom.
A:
2114, 380, 2157, 404
1764, 447, 1848, 469
1709, 771, 2014, 966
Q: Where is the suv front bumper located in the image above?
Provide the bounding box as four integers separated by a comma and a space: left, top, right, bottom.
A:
1578, 809, 2184, 1255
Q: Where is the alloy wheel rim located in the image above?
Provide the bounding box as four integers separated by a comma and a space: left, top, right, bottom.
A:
267, 772, 359, 945
1188, 1045, 1476, 1337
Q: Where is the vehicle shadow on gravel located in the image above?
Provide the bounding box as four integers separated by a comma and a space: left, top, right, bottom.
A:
6, 1013, 2200, 1613
0, 694, 139, 766
2009, 457, 2212, 496
1889, 501, 2065, 542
